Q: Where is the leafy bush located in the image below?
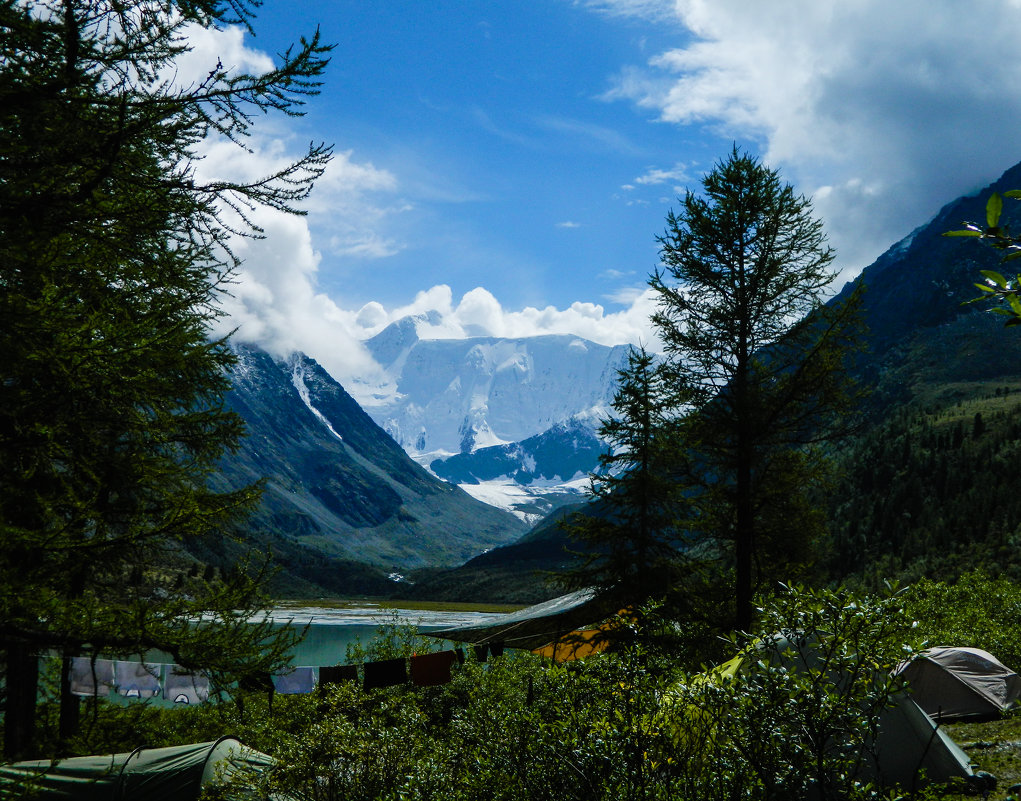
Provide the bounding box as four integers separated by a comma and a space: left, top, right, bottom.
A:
658, 585, 918, 800
903, 569, 1021, 671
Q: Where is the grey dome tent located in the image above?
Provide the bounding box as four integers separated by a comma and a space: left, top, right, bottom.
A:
895, 646, 1021, 721
0, 737, 273, 800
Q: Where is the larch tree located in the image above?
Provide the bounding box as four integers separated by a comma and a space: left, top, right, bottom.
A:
650, 148, 864, 633
0, 0, 332, 757
566, 345, 690, 612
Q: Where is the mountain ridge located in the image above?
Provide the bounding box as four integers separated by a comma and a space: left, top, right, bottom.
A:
203, 345, 528, 595
399, 158, 1021, 603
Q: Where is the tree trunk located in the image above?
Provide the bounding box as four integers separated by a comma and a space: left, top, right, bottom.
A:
3, 642, 39, 760
58, 652, 81, 754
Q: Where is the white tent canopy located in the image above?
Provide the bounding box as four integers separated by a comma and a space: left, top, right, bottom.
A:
895, 646, 1021, 721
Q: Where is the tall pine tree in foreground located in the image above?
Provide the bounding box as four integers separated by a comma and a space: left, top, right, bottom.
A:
650, 148, 864, 633
0, 0, 332, 757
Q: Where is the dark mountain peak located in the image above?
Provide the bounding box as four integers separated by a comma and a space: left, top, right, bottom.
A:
213, 343, 527, 593
834, 159, 1021, 363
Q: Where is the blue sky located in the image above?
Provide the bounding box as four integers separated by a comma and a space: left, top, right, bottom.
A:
246, 1, 722, 311
185, 1, 1021, 390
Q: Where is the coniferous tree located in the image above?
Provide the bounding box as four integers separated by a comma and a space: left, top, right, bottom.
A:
0, 0, 331, 757
567, 346, 690, 611
650, 148, 864, 632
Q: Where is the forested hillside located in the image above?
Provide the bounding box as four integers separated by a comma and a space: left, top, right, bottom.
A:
827, 377, 1021, 587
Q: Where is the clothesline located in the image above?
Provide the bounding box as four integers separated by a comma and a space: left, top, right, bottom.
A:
61, 642, 506, 704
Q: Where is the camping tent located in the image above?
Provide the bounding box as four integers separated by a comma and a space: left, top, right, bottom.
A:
895, 646, 1021, 721
0, 737, 273, 800
661, 636, 976, 791
425, 588, 613, 651
532, 625, 613, 662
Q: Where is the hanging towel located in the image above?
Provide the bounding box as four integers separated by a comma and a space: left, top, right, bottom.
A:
489, 642, 505, 658
473, 644, 489, 663
273, 666, 316, 694
410, 650, 457, 687
69, 657, 115, 697
115, 661, 161, 698
164, 668, 209, 704
363, 657, 408, 690
319, 664, 358, 686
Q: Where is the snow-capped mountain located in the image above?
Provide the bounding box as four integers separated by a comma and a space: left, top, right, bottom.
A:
357, 316, 631, 520
362, 316, 631, 456
209, 344, 527, 594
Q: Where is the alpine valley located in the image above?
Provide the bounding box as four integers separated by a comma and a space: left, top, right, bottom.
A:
203, 160, 1021, 603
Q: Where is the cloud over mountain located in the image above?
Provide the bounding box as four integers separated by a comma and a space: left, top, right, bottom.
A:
604, 0, 1021, 282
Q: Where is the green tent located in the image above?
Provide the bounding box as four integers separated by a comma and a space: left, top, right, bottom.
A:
0, 737, 272, 800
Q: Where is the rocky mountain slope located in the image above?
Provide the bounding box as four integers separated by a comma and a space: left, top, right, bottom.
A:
202, 346, 528, 596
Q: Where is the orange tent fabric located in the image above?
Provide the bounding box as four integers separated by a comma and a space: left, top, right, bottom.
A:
532, 627, 611, 662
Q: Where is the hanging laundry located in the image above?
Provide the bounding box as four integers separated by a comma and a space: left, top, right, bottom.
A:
410, 650, 457, 687
318, 664, 358, 686
164, 668, 209, 704
363, 657, 408, 690
238, 671, 275, 695
115, 661, 161, 698
473, 644, 489, 663
273, 666, 316, 694
489, 642, 505, 658
69, 657, 115, 697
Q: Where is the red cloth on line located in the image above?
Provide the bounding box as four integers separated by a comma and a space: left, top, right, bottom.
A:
410, 650, 457, 687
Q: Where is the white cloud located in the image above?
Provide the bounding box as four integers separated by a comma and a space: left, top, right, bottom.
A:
633, 162, 690, 186
348, 284, 659, 351
172, 23, 275, 87
577, 0, 680, 23
181, 22, 661, 394
607, 0, 1021, 282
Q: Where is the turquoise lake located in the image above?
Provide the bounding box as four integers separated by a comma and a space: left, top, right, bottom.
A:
260, 605, 506, 667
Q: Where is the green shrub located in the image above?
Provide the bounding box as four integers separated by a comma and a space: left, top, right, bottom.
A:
903, 569, 1021, 670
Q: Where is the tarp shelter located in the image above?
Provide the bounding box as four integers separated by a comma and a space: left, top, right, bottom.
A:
895, 646, 1021, 721
532, 625, 612, 662
0, 737, 273, 800
425, 589, 611, 651
661, 636, 976, 790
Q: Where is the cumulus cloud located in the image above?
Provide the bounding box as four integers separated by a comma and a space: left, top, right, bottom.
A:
604, 0, 1021, 282
180, 22, 660, 395
633, 162, 690, 187
349, 284, 660, 350
172, 22, 275, 87
175, 24, 400, 385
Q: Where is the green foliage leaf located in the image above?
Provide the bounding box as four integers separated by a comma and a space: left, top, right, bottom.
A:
943, 229, 983, 237
979, 270, 1008, 288
987, 192, 1004, 228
